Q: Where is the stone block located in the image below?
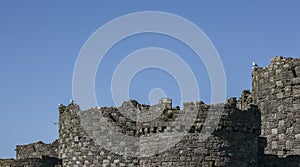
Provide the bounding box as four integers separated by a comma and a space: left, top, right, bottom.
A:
103, 160, 110, 164
293, 104, 300, 110
276, 92, 283, 99
294, 149, 300, 155
113, 159, 120, 164
276, 81, 283, 87
293, 78, 300, 85
295, 66, 300, 74
272, 128, 278, 135
278, 120, 285, 127
279, 134, 285, 141
276, 69, 282, 76
277, 106, 284, 112
272, 141, 278, 149
293, 85, 300, 96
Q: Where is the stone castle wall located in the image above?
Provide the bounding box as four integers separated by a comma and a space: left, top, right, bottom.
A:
252, 56, 300, 157
16, 140, 58, 160
58, 103, 138, 167
138, 101, 261, 167
57, 94, 260, 167
0, 159, 17, 167
1, 56, 300, 167
0, 140, 61, 167
0, 156, 61, 167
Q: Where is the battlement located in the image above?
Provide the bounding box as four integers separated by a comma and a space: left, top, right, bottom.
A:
0, 156, 61, 167
54, 56, 300, 166
16, 140, 58, 160
58, 93, 260, 136
56, 91, 261, 166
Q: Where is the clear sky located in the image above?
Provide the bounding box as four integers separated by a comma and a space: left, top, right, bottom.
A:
0, 1, 299, 158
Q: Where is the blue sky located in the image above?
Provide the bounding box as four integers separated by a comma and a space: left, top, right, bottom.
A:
0, 1, 299, 158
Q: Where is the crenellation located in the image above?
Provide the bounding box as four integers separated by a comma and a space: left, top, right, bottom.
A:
16, 140, 59, 160
55, 96, 262, 166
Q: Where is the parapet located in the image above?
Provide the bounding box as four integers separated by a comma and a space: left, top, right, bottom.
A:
0, 156, 61, 167
159, 98, 172, 109
57, 93, 261, 166
16, 140, 58, 160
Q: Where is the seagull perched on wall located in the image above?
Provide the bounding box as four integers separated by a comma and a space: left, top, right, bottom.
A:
252, 61, 258, 69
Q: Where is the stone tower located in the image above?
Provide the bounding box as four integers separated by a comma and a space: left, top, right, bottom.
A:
252, 56, 300, 157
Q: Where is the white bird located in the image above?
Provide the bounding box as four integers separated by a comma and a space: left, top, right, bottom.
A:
252, 61, 258, 69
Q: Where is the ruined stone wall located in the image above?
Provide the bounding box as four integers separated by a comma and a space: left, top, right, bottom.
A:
0, 156, 61, 167
0, 158, 17, 167
0, 140, 61, 167
58, 95, 260, 167
252, 56, 300, 157
17, 156, 61, 167
58, 103, 140, 167
3, 56, 300, 166
16, 140, 58, 160
138, 101, 261, 167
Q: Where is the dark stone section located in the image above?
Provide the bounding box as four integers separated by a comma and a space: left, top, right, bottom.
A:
258, 154, 300, 167
0, 156, 61, 167
16, 140, 58, 160
0, 159, 17, 167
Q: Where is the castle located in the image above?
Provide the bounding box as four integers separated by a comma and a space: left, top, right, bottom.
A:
1, 56, 300, 167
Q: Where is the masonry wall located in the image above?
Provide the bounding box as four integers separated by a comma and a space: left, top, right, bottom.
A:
0, 139, 61, 167
252, 56, 300, 157
0, 156, 61, 167
0, 159, 17, 167
58, 94, 260, 167
56, 56, 300, 166
3, 56, 300, 166
138, 102, 261, 167
16, 140, 58, 160
58, 103, 140, 167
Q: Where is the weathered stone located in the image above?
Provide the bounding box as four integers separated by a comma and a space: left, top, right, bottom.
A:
2, 56, 300, 167
253, 56, 300, 162
272, 129, 278, 135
